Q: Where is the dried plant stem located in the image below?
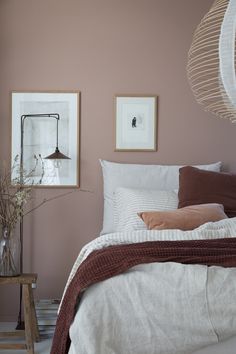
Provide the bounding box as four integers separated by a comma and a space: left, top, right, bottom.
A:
23, 188, 93, 217
0, 154, 94, 277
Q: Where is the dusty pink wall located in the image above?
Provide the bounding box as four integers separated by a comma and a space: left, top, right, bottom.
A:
1, 0, 236, 320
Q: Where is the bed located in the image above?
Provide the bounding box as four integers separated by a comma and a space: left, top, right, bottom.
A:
51, 160, 236, 354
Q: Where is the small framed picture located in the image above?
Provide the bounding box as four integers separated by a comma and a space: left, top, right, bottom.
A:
115, 95, 157, 151
11, 90, 80, 187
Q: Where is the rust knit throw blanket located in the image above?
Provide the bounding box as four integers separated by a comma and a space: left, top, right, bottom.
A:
50, 238, 236, 354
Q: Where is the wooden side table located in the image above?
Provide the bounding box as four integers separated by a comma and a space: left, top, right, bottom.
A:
0, 273, 40, 354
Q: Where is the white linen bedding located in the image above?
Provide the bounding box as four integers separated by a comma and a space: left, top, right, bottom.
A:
68, 336, 236, 354
64, 218, 236, 354
193, 336, 236, 354
68, 262, 236, 354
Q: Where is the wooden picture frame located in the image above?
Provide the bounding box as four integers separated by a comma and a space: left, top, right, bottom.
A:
115, 95, 157, 151
11, 90, 80, 188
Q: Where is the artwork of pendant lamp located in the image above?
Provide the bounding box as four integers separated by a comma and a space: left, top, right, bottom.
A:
187, 0, 236, 122
20, 113, 70, 171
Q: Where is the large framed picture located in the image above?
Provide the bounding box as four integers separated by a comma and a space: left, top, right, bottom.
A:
11, 91, 80, 187
115, 95, 157, 151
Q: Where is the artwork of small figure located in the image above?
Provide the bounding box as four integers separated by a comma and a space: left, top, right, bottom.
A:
132, 117, 137, 128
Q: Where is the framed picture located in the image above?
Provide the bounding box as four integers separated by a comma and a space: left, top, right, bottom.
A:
115, 95, 157, 151
11, 91, 80, 187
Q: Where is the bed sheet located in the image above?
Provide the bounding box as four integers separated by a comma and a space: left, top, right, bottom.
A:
68, 339, 236, 354
192, 336, 236, 354
68, 337, 236, 354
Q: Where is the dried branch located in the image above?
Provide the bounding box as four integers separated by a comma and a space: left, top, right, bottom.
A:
0, 156, 93, 229
0, 156, 44, 230
23, 188, 93, 217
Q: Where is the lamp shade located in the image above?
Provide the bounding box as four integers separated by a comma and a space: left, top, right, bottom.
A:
44, 147, 70, 160
187, 0, 236, 122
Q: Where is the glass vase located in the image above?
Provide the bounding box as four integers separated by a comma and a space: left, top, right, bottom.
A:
0, 226, 21, 276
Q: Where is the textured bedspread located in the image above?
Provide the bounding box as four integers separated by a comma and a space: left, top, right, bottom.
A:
51, 226, 236, 354
62, 217, 236, 300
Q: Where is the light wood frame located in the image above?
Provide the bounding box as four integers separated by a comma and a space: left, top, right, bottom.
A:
114, 94, 158, 152
11, 90, 80, 188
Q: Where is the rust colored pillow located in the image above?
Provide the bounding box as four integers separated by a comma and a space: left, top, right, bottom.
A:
178, 166, 236, 217
138, 203, 227, 231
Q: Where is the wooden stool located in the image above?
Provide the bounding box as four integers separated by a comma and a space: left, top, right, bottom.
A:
0, 273, 40, 354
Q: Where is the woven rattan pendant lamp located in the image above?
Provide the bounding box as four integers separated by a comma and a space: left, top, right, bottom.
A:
187, 0, 236, 122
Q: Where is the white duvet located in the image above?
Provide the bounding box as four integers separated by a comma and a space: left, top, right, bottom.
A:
65, 218, 236, 354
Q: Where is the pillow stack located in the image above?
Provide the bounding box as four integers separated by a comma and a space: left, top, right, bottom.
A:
100, 159, 222, 234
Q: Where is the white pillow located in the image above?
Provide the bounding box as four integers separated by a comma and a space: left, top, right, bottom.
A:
100, 160, 222, 235
114, 187, 178, 232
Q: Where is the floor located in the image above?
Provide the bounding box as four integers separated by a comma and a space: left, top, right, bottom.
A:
0, 323, 52, 354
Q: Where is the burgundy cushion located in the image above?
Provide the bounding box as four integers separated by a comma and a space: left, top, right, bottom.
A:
178, 166, 236, 217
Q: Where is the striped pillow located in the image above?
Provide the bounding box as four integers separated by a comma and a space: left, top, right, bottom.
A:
114, 187, 178, 232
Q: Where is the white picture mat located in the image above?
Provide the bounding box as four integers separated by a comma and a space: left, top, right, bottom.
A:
11, 92, 79, 186
116, 96, 156, 150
